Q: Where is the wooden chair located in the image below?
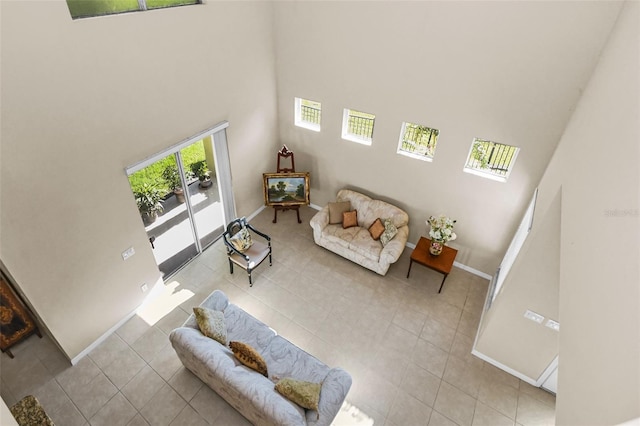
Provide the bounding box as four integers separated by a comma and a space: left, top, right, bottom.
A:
222, 217, 272, 286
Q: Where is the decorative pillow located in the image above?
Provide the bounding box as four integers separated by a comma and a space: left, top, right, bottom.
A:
275, 377, 322, 413
342, 210, 358, 229
229, 341, 268, 377
193, 307, 227, 345
328, 201, 351, 224
229, 226, 253, 253
368, 218, 385, 240
379, 218, 398, 247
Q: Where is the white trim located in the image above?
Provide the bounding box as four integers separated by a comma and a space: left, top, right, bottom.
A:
246, 205, 267, 222
71, 279, 166, 365
453, 261, 492, 280
309, 203, 323, 211
471, 348, 538, 386
537, 355, 559, 391
125, 121, 229, 175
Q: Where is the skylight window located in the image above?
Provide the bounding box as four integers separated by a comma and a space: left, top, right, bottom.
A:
66, 0, 200, 19
294, 98, 322, 132
464, 138, 519, 182
397, 122, 439, 161
342, 109, 375, 145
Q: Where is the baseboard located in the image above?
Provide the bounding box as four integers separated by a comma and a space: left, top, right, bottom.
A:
70, 279, 165, 365
471, 348, 538, 386
249, 204, 492, 281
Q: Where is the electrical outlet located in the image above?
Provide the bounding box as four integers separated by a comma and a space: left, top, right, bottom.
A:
141, 283, 148, 293
545, 319, 560, 331
524, 309, 544, 324
122, 247, 135, 261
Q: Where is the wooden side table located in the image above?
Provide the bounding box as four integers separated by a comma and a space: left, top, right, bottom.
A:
407, 237, 458, 293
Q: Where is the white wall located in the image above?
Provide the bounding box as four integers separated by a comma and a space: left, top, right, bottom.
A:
273, 1, 621, 274
0, 0, 278, 360
553, 1, 639, 423
477, 1, 639, 423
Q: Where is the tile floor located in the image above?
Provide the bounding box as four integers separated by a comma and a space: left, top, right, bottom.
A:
0, 206, 556, 425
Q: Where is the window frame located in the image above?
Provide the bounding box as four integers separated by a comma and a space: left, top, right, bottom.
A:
396, 122, 440, 162
463, 138, 520, 182
294, 97, 322, 132
67, 0, 201, 19
341, 108, 375, 146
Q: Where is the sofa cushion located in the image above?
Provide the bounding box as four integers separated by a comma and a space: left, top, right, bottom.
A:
328, 201, 351, 224
323, 224, 360, 248
262, 336, 330, 384
225, 304, 276, 349
379, 218, 399, 247
275, 378, 321, 412
368, 218, 385, 240
193, 307, 227, 345
349, 228, 383, 262
342, 210, 358, 228
229, 341, 268, 377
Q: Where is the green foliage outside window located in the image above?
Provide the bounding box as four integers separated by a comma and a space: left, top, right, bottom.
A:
67, 0, 199, 19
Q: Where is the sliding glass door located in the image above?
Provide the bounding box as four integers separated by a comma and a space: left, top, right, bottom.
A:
127, 123, 233, 278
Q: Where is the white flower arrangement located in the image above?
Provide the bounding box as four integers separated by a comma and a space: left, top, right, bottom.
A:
427, 214, 457, 243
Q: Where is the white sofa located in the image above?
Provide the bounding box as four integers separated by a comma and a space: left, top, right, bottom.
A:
169, 290, 352, 426
310, 189, 409, 275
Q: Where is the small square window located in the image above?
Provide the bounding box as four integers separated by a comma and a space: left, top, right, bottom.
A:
464, 138, 519, 182
294, 98, 322, 132
397, 122, 439, 161
342, 109, 375, 145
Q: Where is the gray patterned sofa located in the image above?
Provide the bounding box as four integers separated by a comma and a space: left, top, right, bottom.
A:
310, 189, 409, 275
169, 290, 352, 426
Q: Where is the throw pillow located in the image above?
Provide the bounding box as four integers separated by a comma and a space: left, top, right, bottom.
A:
229, 341, 268, 377
328, 201, 351, 224
368, 218, 385, 240
342, 210, 358, 229
229, 226, 253, 253
193, 307, 227, 345
275, 377, 322, 413
379, 218, 398, 247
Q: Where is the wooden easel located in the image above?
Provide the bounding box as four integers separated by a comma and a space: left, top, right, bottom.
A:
273, 145, 302, 224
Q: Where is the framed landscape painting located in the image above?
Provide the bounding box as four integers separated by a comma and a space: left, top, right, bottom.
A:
263, 172, 310, 207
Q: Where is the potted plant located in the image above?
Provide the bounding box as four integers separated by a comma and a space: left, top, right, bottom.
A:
427, 214, 457, 256
134, 183, 164, 225
191, 161, 212, 189
162, 165, 185, 203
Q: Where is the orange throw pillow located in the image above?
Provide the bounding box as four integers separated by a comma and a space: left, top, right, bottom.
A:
368, 218, 385, 240
342, 210, 358, 228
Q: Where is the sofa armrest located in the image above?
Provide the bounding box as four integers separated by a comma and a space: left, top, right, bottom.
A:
380, 225, 409, 265
309, 207, 330, 242
308, 367, 352, 426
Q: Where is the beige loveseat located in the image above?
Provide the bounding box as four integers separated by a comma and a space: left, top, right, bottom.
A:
310, 189, 409, 275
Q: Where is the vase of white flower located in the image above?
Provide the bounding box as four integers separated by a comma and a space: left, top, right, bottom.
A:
427, 214, 457, 256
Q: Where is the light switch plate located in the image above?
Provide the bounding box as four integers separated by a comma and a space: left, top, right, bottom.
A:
122, 247, 135, 261
524, 309, 544, 324
545, 319, 560, 331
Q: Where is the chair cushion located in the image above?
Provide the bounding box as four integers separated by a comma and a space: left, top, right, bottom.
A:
230, 226, 253, 253
228, 240, 270, 269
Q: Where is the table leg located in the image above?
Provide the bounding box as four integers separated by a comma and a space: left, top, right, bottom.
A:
407, 259, 413, 278
438, 273, 449, 293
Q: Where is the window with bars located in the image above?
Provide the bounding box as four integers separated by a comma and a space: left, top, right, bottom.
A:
294, 98, 322, 132
397, 122, 439, 161
66, 0, 200, 19
464, 138, 519, 182
342, 109, 375, 145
